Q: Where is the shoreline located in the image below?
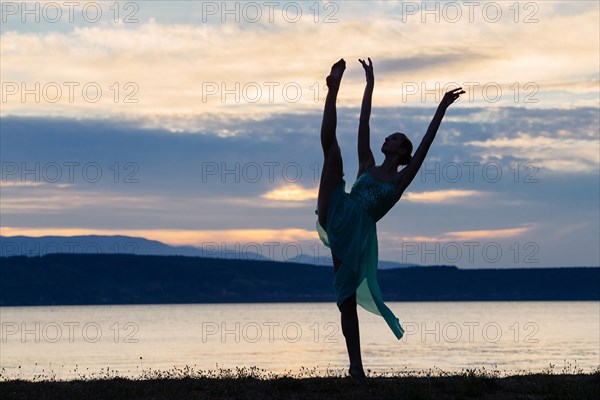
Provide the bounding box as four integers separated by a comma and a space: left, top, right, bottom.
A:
2, 368, 599, 400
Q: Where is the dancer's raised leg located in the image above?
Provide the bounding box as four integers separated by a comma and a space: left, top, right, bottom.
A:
317, 58, 345, 228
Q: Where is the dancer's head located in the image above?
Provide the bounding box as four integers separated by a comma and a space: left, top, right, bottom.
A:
381, 132, 413, 165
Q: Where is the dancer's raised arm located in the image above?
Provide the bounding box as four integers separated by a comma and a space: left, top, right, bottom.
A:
357, 58, 375, 178
398, 87, 465, 193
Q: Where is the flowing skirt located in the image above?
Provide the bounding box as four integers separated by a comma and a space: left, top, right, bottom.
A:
316, 178, 405, 340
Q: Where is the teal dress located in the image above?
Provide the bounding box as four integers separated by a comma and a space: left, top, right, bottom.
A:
316, 168, 405, 340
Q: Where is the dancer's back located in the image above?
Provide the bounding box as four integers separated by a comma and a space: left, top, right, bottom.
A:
349, 168, 397, 222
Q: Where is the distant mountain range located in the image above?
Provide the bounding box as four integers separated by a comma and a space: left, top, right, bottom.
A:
0, 235, 419, 269
2, 235, 597, 307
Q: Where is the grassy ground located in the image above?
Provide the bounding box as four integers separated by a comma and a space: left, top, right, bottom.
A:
1, 366, 599, 400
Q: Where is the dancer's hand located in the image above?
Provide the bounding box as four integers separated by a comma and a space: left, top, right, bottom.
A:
359, 57, 374, 83
440, 87, 465, 109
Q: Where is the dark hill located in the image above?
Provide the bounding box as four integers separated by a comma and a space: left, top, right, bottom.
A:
0, 254, 598, 306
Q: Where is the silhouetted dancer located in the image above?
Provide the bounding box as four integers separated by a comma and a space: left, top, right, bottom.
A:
315, 57, 464, 386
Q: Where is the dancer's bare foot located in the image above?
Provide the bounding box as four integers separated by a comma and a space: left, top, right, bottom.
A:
326, 58, 346, 89
349, 365, 369, 387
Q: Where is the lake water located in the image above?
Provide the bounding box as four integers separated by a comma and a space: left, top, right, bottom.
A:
1, 302, 598, 380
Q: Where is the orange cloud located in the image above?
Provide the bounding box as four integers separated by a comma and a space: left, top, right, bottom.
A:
0, 227, 317, 247
403, 189, 484, 203
261, 184, 317, 201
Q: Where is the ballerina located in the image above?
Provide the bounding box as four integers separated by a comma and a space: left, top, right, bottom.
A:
315, 57, 464, 385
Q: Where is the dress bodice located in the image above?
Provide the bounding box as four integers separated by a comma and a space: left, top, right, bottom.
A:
349, 169, 397, 222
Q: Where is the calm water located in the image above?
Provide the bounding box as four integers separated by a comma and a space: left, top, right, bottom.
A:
1, 302, 598, 380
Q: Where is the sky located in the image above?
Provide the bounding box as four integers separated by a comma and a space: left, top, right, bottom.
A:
1, 0, 599, 268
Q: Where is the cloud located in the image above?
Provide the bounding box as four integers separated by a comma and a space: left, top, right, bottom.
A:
1, 3, 598, 126
1, 191, 166, 213
403, 189, 485, 203
465, 132, 600, 173
218, 197, 310, 209
0, 226, 316, 247
393, 226, 533, 242
261, 184, 318, 201
0, 181, 46, 187
376, 52, 489, 74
